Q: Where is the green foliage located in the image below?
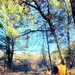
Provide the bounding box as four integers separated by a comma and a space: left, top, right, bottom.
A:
0, 14, 3, 18
58, 0, 71, 12
49, 0, 60, 8
4, 25, 19, 38
0, 0, 29, 38
65, 0, 71, 12
65, 0, 70, 7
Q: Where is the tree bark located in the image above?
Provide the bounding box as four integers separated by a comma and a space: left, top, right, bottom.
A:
45, 26, 52, 71
6, 36, 14, 70
42, 32, 50, 70
49, 23, 64, 65
70, 0, 75, 23
6, 36, 11, 70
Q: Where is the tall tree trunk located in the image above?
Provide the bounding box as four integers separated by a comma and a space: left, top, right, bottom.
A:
46, 0, 64, 65
70, 0, 75, 23
48, 21, 64, 65
67, 12, 73, 68
6, 36, 11, 70
42, 32, 50, 70
69, 0, 75, 67
23, 0, 65, 65
38, 5, 64, 65
64, 0, 73, 68
10, 37, 14, 68
45, 26, 52, 71
6, 36, 14, 70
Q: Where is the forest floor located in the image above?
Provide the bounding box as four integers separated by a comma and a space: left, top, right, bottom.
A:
0, 68, 75, 75
67, 68, 75, 75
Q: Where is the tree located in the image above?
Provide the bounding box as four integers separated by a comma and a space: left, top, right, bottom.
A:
64, 0, 73, 68
0, 0, 29, 70
22, 0, 64, 65
60, 0, 75, 68
70, 0, 75, 23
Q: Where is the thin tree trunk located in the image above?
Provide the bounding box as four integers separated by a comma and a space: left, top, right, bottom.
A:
38, 5, 64, 65
42, 32, 49, 70
48, 21, 64, 65
67, 12, 72, 68
11, 37, 14, 63
64, 0, 73, 68
45, 26, 52, 71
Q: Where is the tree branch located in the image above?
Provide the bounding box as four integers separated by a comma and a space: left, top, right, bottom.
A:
22, 1, 38, 10
15, 29, 51, 39
23, 0, 48, 21
47, 0, 50, 14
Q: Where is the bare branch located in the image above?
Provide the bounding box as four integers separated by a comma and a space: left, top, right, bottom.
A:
15, 29, 51, 39
22, 1, 38, 10
47, 0, 50, 14
22, 0, 48, 21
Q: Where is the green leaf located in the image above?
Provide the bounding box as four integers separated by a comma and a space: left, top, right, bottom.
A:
0, 14, 3, 18
49, 0, 60, 8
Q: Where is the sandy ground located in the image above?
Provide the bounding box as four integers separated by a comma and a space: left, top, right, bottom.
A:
0, 69, 75, 75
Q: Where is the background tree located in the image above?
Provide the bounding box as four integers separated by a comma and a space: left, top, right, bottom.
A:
70, 0, 75, 23
0, 0, 29, 70
22, 0, 65, 65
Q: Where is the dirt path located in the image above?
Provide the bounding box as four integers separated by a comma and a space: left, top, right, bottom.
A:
67, 68, 75, 75
0, 69, 75, 75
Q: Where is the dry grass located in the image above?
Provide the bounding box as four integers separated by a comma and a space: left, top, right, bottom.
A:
0, 69, 75, 75
0, 71, 51, 75
0, 51, 75, 75
67, 68, 75, 75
